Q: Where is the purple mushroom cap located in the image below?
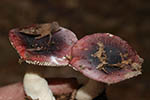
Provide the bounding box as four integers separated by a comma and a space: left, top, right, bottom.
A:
70, 33, 143, 84
9, 23, 78, 66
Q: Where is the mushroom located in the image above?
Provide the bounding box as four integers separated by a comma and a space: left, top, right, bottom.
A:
9, 22, 78, 100
70, 33, 143, 100
9, 22, 144, 100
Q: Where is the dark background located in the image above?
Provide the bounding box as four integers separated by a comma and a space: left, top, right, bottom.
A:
0, 0, 149, 100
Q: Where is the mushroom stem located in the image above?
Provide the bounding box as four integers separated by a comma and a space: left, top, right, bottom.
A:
75, 79, 105, 100
23, 72, 55, 100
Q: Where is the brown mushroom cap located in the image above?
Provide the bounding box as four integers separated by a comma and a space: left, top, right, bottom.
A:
70, 33, 143, 84
9, 23, 78, 66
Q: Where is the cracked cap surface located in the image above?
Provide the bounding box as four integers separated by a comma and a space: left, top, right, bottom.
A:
70, 33, 143, 84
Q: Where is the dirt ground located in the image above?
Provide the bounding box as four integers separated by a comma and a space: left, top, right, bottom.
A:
0, 0, 150, 100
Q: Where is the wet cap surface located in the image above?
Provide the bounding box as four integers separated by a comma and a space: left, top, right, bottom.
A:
70, 33, 143, 84
9, 24, 78, 66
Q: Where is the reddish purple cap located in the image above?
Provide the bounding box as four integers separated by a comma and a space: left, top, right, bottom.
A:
9, 23, 78, 66
70, 33, 143, 84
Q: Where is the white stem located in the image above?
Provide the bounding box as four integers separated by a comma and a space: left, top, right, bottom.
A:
23, 72, 55, 100
75, 79, 105, 100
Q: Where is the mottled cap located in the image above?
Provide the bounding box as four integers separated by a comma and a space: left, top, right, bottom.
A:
9, 23, 78, 66
70, 33, 143, 84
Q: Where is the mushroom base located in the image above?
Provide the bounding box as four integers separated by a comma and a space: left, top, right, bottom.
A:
23, 66, 106, 100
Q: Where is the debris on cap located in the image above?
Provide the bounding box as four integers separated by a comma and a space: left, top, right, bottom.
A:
9, 23, 78, 66
70, 33, 143, 84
